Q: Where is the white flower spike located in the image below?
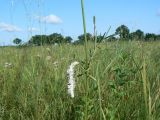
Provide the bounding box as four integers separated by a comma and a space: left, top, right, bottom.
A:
67, 61, 79, 98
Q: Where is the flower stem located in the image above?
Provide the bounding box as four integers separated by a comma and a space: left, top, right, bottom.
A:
81, 0, 88, 68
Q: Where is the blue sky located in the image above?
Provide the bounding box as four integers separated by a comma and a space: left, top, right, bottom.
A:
0, 0, 160, 45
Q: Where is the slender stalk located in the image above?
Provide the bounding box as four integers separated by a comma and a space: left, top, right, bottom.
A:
142, 60, 148, 117
96, 62, 106, 120
81, 0, 88, 68
88, 74, 106, 120
93, 16, 97, 50
142, 60, 152, 120
80, 1, 89, 119
148, 83, 152, 120
80, 0, 89, 96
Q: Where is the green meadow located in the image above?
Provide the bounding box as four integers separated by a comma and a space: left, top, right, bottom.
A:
0, 41, 160, 120
1, 0, 160, 119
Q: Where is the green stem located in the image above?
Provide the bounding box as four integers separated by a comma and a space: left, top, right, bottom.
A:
81, 0, 88, 68
93, 16, 97, 50
81, 0, 89, 119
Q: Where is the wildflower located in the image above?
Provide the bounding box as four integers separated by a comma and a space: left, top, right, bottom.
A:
36, 54, 41, 58
61, 57, 65, 60
4, 62, 12, 68
53, 61, 58, 67
54, 43, 58, 46
46, 47, 51, 52
67, 61, 79, 98
46, 56, 52, 61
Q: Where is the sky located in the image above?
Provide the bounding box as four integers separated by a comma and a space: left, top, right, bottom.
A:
0, 0, 160, 45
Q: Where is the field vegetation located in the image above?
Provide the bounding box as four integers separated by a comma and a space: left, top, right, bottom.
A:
0, 41, 160, 119
1, 0, 160, 119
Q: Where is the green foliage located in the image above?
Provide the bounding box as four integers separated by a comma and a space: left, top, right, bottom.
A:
10, 25, 160, 47
49, 33, 64, 44
0, 41, 160, 119
64, 36, 73, 43
116, 25, 130, 40
145, 33, 158, 41
28, 33, 72, 46
28, 35, 49, 46
11, 26, 160, 47
13, 38, 22, 45
96, 34, 105, 43
130, 29, 144, 40
76, 33, 92, 44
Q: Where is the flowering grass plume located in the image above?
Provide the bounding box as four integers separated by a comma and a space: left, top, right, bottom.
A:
67, 61, 79, 98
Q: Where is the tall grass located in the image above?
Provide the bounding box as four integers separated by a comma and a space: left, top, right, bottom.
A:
0, 1, 160, 119
0, 41, 160, 119
80, 1, 107, 119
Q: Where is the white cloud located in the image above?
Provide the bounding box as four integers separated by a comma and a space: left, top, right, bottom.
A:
0, 22, 22, 32
36, 14, 63, 24
28, 27, 39, 32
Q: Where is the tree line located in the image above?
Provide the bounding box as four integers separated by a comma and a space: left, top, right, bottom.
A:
13, 24, 160, 45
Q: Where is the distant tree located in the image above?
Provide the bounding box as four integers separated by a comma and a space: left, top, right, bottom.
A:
157, 35, 160, 40
28, 35, 49, 46
130, 29, 144, 40
13, 38, 22, 45
64, 36, 73, 43
49, 33, 64, 44
145, 33, 157, 41
116, 25, 130, 40
129, 32, 135, 40
28, 33, 66, 45
77, 33, 92, 44
97, 34, 105, 43
135, 29, 144, 40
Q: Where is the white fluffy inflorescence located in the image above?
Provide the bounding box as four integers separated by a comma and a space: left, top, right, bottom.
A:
67, 61, 79, 98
